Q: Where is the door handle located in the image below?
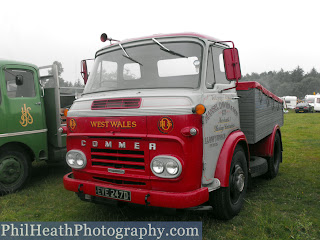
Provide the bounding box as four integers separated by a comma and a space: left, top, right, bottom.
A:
35, 102, 41, 105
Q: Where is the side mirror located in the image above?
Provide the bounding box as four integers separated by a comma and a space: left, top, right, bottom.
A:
80, 60, 88, 84
100, 33, 119, 43
223, 48, 241, 81
15, 75, 23, 85
100, 33, 108, 42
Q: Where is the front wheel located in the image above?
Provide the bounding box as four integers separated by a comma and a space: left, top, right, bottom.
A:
0, 148, 31, 195
210, 146, 248, 220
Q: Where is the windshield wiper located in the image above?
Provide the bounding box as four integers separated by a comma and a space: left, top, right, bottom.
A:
152, 38, 187, 58
119, 43, 143, 66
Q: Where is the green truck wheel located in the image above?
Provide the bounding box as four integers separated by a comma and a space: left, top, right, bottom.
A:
0, 148, 31, 194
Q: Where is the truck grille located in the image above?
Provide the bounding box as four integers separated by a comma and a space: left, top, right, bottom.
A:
91, 98, 141, 110
91, 148, 145, 170
89, 138, 149, 189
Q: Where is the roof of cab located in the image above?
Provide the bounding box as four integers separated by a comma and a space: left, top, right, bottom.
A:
0, 59, 38, 70
98, 32, 221, 52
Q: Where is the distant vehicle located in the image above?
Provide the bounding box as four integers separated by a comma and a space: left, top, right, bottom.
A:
295, 102, 313, 113
304, 95, 317, 107
281, 101, 289, 113
314, 96, 320, 112
282, 96, 297, 109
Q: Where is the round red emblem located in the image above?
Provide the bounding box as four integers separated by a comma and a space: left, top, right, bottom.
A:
69, 118, 77, 131
158, 117, 174, 134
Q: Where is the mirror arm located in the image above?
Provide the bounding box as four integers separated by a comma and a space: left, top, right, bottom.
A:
218, 78, 238, 93
41, 86, 45, 97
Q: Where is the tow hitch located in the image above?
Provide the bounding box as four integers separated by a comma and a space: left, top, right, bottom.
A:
145, 194, 150, 206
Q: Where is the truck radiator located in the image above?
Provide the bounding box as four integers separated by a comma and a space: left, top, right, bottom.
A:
91, 149, 145, 170
87, 138, 149, 189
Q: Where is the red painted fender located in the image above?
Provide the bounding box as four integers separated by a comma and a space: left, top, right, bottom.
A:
214, 130, 249, 187
249, 125, 282, 158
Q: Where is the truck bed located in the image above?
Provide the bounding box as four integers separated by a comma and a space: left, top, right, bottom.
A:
236, 82, 284, 144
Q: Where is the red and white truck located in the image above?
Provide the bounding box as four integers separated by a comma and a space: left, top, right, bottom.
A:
63, 33, 283, 219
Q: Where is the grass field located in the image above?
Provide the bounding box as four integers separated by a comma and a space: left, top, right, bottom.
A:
0, 112, 319, 239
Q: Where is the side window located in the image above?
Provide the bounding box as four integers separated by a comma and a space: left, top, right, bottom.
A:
212, 46, 230, 84
4, 69, 36, 98
206, 47, 214, 88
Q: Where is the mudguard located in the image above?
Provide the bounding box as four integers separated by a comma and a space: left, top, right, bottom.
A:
249, 125, 282, 158
214, 130, 249, 187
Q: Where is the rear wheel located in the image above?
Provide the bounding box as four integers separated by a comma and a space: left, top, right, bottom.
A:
265, 132, 282, 179
210, 146, 248, 220
0, 148, 31, 195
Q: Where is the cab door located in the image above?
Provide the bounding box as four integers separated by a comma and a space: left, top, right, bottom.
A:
2, 64, 47, 143
201, 45, 240, 190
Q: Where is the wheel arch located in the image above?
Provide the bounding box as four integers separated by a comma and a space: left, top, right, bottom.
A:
214, 130, 249, 187
276, 128, 283, 157
0, 142, 35, 162
249, 125, 283, 158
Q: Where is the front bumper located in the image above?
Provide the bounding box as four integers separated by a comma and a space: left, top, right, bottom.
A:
63, 172, 209, 209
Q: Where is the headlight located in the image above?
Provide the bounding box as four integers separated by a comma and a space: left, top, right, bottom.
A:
166, 161, 179, 175
66, 153, 75, 165
150, 155, 182, 178
152, 160, 164, 174
66, 150, 87, 169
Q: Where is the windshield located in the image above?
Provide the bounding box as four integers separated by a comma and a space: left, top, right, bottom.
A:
83, 41, 202, 94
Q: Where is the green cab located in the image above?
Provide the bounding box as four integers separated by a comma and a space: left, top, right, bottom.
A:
0, 60, 67, 194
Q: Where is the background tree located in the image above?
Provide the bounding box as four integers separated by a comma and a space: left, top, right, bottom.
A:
49, 61, 71, 87
41, 61, 84, 95
241, 66, 320, 99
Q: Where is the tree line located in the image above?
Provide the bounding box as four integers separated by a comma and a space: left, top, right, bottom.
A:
43, 61, 84, 95
241, 66, 320, 99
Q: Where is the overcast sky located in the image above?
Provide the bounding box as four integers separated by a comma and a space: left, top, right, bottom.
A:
1, 0, 320, 83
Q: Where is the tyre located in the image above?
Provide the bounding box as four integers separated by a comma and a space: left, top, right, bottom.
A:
0, 147, 31, 195
210, 146, 248, 220
265, 132, 282, 179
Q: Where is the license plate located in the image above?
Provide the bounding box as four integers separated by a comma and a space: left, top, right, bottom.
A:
95, 186, 131, 201
299, 110, 304, 112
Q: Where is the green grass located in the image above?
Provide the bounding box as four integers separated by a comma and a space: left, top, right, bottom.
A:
0, 112, 319, 239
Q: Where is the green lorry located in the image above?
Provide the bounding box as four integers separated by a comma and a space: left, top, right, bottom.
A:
0, 60, 76, 194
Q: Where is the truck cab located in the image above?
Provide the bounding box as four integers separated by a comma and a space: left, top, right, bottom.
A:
0, 61, 68, 194
63, 33, 283, 219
